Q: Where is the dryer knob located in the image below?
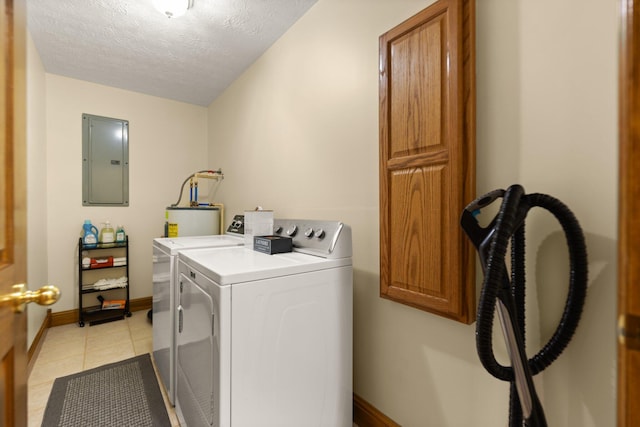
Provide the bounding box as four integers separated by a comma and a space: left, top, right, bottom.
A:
315, 228, 325, 239
304, 228, 314, 238
286, 225, 298, 236
273, 225, 282, 234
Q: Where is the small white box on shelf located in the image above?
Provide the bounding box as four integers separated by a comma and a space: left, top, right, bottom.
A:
244, 209, 273, 248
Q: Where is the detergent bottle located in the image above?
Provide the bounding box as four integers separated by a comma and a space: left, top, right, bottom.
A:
115, 225, 126, 243
99, 221, 115, 247
82, 220, 99, 248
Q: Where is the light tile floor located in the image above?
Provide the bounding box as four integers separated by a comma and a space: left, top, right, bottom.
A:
27, 310, 179, 427
29, 311, 358, 427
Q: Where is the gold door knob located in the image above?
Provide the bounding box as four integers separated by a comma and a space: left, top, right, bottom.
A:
0, 284, 60, 313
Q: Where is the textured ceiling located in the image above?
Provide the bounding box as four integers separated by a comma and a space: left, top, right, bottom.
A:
27, 0, 317, 106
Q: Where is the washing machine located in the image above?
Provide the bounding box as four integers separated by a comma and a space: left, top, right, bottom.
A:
152, 215, 245, 405
175, 219, 352, 427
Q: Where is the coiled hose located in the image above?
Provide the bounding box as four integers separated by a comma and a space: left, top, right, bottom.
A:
461, 184, 588, 426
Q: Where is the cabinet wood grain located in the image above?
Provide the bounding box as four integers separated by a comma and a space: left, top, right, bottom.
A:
379, 0, 475, 323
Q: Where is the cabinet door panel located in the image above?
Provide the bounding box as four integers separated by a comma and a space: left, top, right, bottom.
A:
389, 165, 445, 296
389, 13, 446, 157
379, 0, 475, 323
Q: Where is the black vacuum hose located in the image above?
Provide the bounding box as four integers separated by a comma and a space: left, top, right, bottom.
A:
525, 193, 588, 374
475, 185, 527, 381
475, 186, 588, 380
462, 184, 588, 426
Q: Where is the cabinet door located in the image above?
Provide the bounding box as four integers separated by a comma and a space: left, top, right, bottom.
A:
379, 0, 475, 323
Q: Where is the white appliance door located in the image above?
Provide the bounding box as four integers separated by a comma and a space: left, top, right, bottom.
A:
152, 234, 242, 406
231, 265, 353, 427
152, 245, 174, 403
176, 270, 230, 427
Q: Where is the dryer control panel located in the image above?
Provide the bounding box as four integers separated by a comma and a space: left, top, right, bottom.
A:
226, 215, 244, 235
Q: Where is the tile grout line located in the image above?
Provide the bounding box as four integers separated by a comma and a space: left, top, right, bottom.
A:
28, 312, 177, 427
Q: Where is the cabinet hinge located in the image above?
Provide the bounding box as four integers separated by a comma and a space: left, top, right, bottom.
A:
618, 314, 640, 350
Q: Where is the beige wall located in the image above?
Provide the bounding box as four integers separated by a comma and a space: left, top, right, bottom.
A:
26, 32, 49, 346
44, 75, 209, 313
518, 0, 618, 423
208, 0, 617, 425
25, 0, 618, 423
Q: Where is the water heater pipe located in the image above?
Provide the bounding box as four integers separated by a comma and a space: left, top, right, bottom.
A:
170, 169, 224, 207
209, 203, 225, 235
189, 171, 224, 206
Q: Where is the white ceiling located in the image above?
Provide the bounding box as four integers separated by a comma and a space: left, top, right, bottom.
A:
27, 0, 317, 106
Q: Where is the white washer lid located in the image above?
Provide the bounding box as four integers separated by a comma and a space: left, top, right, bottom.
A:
153, 234, 243, 255
178, 246, 351, 285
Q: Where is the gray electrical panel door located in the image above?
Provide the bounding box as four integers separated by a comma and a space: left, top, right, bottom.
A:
82, 114, 129, 206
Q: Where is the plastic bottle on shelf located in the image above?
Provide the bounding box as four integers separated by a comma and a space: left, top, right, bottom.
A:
82, 220, 98, 248
115, 225, 126, 243
99, 221, 115, 247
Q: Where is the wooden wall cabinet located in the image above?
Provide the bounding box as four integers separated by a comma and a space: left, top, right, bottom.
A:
379, 0, 476, 323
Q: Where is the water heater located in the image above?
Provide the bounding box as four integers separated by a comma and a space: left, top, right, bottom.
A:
165, 206, 220, 237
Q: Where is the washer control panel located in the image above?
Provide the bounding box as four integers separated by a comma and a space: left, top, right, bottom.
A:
273, 219, 351, 258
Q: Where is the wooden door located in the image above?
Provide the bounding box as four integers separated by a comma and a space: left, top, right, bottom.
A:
618, 0, 640, 425
0, 0, 28, 425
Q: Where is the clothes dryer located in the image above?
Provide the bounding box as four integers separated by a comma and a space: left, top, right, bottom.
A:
176, 219, 352, 427
152, 215, 245, 405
